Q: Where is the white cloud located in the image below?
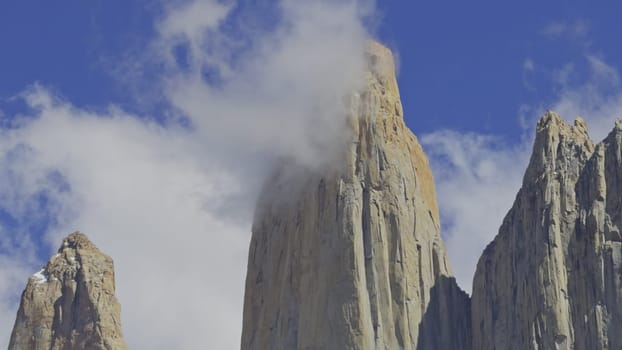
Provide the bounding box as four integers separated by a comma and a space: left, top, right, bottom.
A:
163, 0, 371, 168
0, 0, 373, 348
156, 0, 232, 73
158, 0, 231, 44
552, 55, 622, 140
421, 131, 530, 293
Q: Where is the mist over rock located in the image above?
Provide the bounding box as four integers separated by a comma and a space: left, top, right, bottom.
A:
241, 41, 471, 350
8, 232, 127, 350
472, 112, 622, 349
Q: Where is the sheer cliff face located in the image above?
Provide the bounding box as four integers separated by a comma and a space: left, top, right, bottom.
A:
241, 42, 471, 350
9, 232, 127, 350
472, 112, 622, 350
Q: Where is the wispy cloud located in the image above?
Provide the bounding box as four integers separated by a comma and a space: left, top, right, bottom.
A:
541, 19, 589, 40
552, 55, 622, 140
523, 57, 535, 72
522, 57, 536, 91
421, 131, 529, 293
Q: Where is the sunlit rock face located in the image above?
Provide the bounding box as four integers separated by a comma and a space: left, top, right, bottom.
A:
9, 232, 127, 350
241, 41, 471, 350
472, 112, 622, 350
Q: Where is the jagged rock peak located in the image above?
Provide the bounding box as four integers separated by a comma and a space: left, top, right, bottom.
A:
536, 110, 591, 141
523, 111, 595, 187
366, 41, 397, 84
472, 112, 622, 349
8, 231, 127, 350
58, 231, 97, 251
241, 41, 471, 350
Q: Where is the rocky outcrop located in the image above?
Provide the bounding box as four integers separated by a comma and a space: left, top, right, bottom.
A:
241, 42, 471, 349
8, 232, 127, 350
472, 112, 622, 349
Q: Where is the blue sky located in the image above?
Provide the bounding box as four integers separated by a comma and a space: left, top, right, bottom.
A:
1, 1, 622, 348
377, 1, 622, 139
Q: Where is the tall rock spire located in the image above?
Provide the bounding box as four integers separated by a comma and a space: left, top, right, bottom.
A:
241, 41, 471, 349
8, 232, 127, 350
472, 112, 622, 349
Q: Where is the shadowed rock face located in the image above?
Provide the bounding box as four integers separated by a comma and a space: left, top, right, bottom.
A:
9, 232, 127, 350
472, 112, 622, 350
241, 42, 471, 350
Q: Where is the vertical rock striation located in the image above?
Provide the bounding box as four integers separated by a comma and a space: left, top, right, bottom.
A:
569, 119, 622, 349
241, 42, 471, 350
9, 232, 127, 350
472, 112, 622, 349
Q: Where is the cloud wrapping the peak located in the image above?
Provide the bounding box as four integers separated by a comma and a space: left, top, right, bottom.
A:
160, 0, 371, 167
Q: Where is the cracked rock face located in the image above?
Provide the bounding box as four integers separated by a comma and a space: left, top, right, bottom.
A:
9, 232, 127, 350
241, 42, 471, 350
472, 112, 622, 350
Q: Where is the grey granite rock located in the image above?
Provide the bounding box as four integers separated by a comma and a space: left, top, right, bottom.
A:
472, 112, 622, 350
8, 232, 127, 350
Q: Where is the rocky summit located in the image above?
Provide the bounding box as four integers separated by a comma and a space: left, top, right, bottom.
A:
472, 112, 622, 350
241, 41, 471, 350
8, 232, 127, 350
